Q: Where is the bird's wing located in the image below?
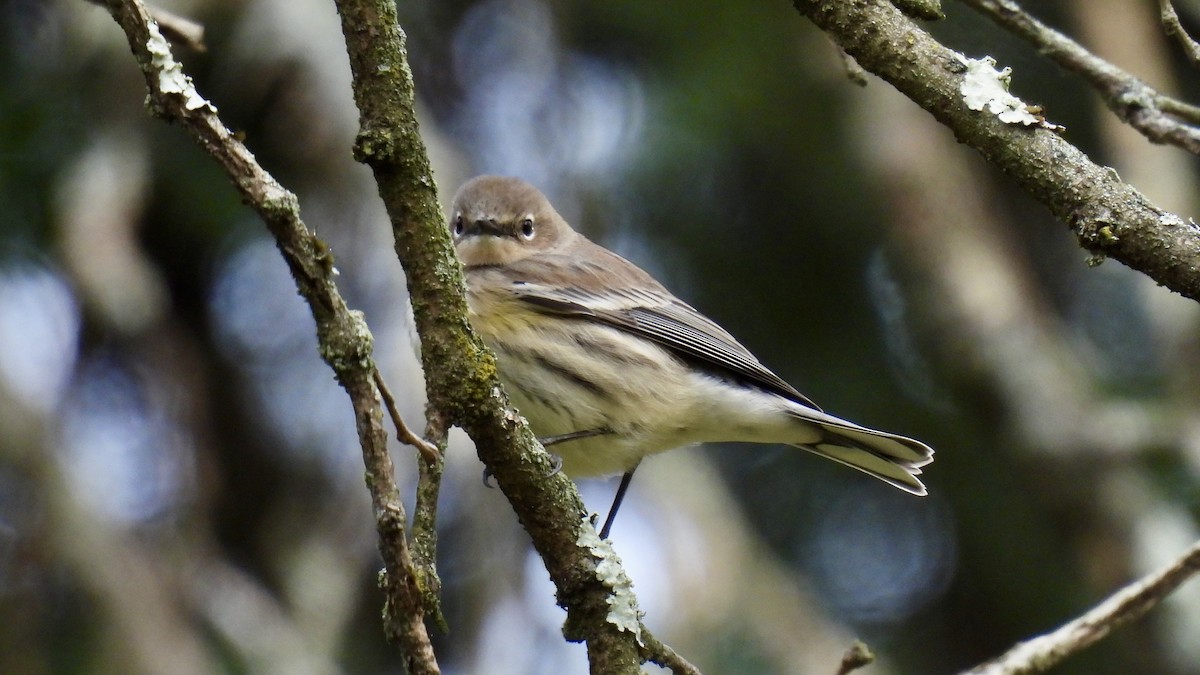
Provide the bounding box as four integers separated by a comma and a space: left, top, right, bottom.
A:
509, 277, 822, 412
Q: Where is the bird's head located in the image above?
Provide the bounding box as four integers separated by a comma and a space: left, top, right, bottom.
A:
448, 175, 573, 267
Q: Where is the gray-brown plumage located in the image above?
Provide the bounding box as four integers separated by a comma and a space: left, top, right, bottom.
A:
449, 175, 933, 499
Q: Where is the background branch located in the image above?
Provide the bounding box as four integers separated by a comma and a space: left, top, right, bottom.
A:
84, 0, 206, 51
98, 1, 438, 671
959, 0, 1200, 146
793, 0, 1200, 304
859, 65, 1200, 672
13, 0, 1200, 671
963, 539, 1200, 675
1160, 0, 1200, 67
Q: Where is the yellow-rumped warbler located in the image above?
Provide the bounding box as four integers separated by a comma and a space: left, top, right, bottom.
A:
450, 175, 933, 536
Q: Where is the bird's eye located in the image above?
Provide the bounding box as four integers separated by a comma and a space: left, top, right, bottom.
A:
453, 215, 464, 236
520, 218, 535, 239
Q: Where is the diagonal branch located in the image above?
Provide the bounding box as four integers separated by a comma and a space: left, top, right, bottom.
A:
962, 539, 1200, 675
792, 0, 1200, 304
329, 0, 674, 672
641, 629, 704, 675
374, 369, 440, 463
1160, 0, 1200, 67
84, 0, 207, 51
97, 1, 438, 672
958, 0, 1200, 148
794, 1, 1200, 671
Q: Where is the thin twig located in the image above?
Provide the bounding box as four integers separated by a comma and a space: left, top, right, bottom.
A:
792, 0, 1200, 304
836, 44, 870, 87
373, 369, 441, 462
835, 640, 875, 675
146, 5, 205, 52
1158, 95, 1200, 124
962, 539, 1200, 675
99, 2, 438, 672
86, 0, 206, 51
641, 628, 704, 675
372, 369, 446, 628
892, 0, 945, 21
1160, 0, 1200, 67
958, 0, 1200, 152
413, 410, 448, 632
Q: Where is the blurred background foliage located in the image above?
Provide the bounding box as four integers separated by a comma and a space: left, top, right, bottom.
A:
3, 0, 1200, 673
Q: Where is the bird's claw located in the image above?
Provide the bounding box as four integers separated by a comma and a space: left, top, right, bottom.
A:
481, 466, 496, 488
545, 453, 563, 478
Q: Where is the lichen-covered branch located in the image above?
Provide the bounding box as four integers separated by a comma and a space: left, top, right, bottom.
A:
86, 0, 207, 51
959, 0, 1200, 145
1159, 0, 1200, 67
641, 629, 704, 675
329, 0, 659, 671
98, 1, 437, 672
836, 641, 876, 675
792, 0, 1200, 304
791, 1, 1200, 671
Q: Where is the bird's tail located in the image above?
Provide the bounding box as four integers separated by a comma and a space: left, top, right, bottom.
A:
788, 409, 934, 495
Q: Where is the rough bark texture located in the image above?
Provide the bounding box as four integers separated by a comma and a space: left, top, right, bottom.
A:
331, 1, 646, 671
793, 0, 1200, 303
101, 0, 438, 670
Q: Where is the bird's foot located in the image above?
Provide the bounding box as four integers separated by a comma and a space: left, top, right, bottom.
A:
545, 452, 563, 477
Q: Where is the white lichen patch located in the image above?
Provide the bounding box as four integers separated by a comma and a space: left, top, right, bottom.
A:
146, 26, 215, 112
1158, 213, 1188, 228
577, 519, 643, 644
958, 54, 1061, 130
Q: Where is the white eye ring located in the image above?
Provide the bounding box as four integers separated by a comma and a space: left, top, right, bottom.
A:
520, 218, 535, 239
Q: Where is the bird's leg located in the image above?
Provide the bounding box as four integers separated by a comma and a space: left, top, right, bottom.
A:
481, 427, 612, 486
600, 462, 640, 540
538, 427, 610, 477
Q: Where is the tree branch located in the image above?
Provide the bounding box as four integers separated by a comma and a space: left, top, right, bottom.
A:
961, 539, 1200, 675
1160, 0, 1200, 67
374, 369, 440, 463
641, 628, 704, 675
85, 0, 206, 51
792, 0, 1200, 304
329, 0, 667, 671
959, 0, 1200, 145
412, 407, 448, 633
835, 641, 876, 675
97, 1, 438, 672
793, 2, 1200, 671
